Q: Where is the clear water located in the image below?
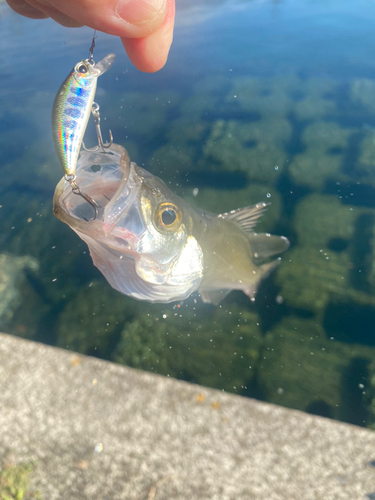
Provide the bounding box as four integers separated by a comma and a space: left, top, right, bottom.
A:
1, 0, 375, 427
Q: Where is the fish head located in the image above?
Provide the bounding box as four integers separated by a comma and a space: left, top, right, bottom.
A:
53, 144, 203, 302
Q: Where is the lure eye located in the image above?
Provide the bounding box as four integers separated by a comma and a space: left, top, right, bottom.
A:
78, 64, 88, 74
156, 202, 182, 231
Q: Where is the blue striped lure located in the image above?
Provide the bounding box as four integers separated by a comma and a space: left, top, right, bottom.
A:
52, 53, 115, 177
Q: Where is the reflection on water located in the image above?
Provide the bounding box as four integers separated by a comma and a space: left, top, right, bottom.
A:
1, 0, 375, 428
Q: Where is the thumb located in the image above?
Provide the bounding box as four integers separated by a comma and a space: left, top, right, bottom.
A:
27, 0, 169, 38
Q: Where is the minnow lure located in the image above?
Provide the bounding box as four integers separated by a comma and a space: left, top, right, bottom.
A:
52, 53, 115, 178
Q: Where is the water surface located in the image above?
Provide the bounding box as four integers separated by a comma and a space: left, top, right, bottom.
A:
1, 0, 375, 427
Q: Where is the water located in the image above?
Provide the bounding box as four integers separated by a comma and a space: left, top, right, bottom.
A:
1, 0, 375, 427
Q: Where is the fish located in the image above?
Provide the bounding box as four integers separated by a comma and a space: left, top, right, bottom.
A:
52, 53, 115, 178
53, 144, 289, 304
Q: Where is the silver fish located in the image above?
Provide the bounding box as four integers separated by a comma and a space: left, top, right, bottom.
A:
53, 144, 289, 304
52, 53, 115, 177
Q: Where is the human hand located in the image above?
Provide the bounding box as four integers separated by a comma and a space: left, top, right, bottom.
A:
6, 0, 175, 73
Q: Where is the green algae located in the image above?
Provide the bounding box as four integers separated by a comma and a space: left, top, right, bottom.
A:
289, 121, 352, 190
107, 90, 181, 138
294, 193, 358, 247
350, 78, 375, 114
276, 194, 375, 315
147, 143, 196, 176
0, 254, 39, 334
258, 316, 375, 422
356, 126, 375, 186
227, 75, 338, 122
227, 75, 300, 118
0, 461, 41, 500
56, 280, 135, 357
367, 360, 375, 429
0, 191, 92, 307
293, 78, 338, 121
202, 118, 290, 182
114, 304, 262, 393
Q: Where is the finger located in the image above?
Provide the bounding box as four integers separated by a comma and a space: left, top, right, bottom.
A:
23, 0, 83, 26
34, 0, 168, 38
6, 0, 48, 19
122, 0, 175, 73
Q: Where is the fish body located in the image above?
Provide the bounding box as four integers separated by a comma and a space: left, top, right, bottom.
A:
52, 53, 115, 177
53, 144, 289, 304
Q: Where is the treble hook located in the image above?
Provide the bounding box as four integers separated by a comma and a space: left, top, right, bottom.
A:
65, 174, 98, 221
82, 102, 113, 152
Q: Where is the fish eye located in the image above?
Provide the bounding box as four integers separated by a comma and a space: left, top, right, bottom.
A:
162, 209, 176, 226
156, 202, 182, 231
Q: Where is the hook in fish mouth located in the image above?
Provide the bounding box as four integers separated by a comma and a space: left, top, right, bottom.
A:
65, 175, 99, 221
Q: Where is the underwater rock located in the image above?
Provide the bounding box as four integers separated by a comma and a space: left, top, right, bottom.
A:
257, 316, 375, 424
356, 127, 375, 184
228, 75, 338, 121
147, 143, 197, 177
56, 280, 136, 357
0, 190, 96, 305
294, 193, 358, 247
167, 117, 209, 144
0, 253, 39, 330
108, 90, 181, 138
0, 140, 60, 194
180, 90, 219, 120
350, 79, 375, 115
276, 194, 375, 314
227, 75, 300, 118
202, 118, 290, 182
114, 304, 262, 393
277, 245, 353, 313
293, 78, 338, 121
289, 121, 352, 190
367, 361, 375, 429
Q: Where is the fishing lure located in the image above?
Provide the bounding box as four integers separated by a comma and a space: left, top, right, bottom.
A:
52, 43, 115, 218
52, 52, 115, 177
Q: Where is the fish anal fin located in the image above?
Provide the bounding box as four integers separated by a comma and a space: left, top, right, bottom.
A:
218, 202, 268, 233
199, 288, 232, 305
243, 260, 280, 301
248, 233, 290, 262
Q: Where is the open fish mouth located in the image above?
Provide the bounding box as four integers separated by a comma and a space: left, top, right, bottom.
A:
53, 145, 146, 251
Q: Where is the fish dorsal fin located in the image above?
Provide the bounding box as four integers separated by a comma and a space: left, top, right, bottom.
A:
218, 202, 268, 233
248, 233, 290, 262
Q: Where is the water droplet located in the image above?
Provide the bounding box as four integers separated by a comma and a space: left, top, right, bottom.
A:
266, 193, 271, 198
275, 166, 279, 170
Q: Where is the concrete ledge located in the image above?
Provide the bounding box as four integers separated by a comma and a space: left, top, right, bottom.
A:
0, 332, 375, 499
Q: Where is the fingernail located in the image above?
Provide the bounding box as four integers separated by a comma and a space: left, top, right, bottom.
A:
116, 0, 166, 26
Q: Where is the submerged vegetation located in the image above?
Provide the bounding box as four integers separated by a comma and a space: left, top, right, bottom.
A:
2, 68, 375, 427
0, 461, 40, 500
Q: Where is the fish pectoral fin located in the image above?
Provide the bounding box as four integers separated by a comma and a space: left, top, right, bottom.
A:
243, 260, 280, 300
199, 288, 232, 305
218, 202, 268, 233
248, 233, 290, 261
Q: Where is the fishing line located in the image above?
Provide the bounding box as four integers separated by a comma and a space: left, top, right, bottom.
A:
88, 30, 97, 62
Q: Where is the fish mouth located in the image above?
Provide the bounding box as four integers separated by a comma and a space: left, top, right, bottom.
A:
53, 145, 145, 252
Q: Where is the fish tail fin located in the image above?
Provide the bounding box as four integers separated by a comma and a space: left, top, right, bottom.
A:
243, 260, 279, 301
